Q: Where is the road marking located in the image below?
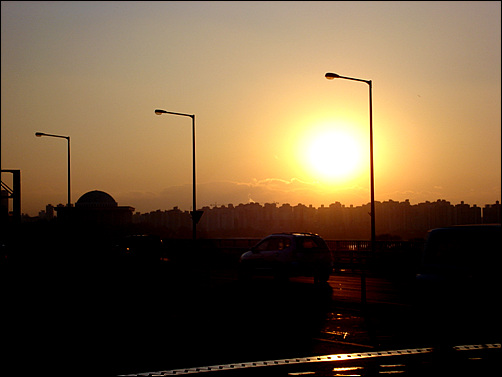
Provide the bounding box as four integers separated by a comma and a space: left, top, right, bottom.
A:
117, 343, 500, 376
313, 337, 375, 349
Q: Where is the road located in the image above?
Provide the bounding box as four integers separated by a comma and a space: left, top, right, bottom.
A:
3, 263, 501, 376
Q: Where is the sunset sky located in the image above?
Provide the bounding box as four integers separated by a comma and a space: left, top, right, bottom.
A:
2, 1, 501, 216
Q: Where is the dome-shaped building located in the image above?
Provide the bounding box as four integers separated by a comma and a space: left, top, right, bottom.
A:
57, 190, 134, 226
76, 190, 118, 208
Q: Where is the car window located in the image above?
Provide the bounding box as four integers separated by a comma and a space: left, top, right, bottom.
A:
255, 237, 291, 251
299, 237, 326, 250
302, 239, 316, 249
276, 237, 291, 250
254, 239, 271, 252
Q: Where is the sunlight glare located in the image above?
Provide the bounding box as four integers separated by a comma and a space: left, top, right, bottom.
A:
304, 126, 363, 182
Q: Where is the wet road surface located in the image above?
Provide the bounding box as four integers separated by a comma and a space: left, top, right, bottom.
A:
3, 263, 501, 376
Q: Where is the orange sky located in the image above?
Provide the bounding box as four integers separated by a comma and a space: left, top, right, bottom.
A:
1, 1, 500, 215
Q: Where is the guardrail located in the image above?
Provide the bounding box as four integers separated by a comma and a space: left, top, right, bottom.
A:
326, 240, 424, 273
206, 239, 424, 252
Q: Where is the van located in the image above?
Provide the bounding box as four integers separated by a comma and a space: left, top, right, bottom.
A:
415, 224, 501, 300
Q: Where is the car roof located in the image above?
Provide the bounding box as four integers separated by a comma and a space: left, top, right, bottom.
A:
270, 232, 322, 237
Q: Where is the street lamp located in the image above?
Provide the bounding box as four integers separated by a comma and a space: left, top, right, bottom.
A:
325, 72, 375, 306
35, 132, 71, 207
154, 109, 202, 240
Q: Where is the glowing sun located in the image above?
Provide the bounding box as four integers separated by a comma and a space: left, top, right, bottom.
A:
306, 130, 362, 181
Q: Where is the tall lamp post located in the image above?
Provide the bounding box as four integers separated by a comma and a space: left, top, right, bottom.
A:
154, 109, 202, 241
35, 132, 71, 207
325, 72, 375, 306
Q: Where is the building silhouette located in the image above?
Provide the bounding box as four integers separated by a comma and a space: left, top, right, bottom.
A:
132, 199, 501, 240
482, 201, 501, 224
38, 204, 55, 220
56, 190, 135, 226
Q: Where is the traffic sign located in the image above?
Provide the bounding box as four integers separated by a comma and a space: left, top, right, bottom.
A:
190, 210, 204, 224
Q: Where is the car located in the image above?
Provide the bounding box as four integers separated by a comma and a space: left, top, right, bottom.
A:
238, 232, 333, 283
414, 224, 501, 302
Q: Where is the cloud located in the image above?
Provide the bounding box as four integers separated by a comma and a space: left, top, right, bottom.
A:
217, 178, 322, 205
248, 177, 319, 192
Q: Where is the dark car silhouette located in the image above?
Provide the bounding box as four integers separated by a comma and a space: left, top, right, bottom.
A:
238, 232, 333, 283
415, 224, 501, 303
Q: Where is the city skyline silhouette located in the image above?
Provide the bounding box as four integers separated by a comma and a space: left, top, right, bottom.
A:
25, 190, 500, 241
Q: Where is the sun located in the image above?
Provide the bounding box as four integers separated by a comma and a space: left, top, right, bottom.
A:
305, 129, 363, 181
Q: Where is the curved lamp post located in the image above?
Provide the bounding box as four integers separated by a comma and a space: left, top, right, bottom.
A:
154, 109, 202, 240
325, 72, 375, 306
35, 132, 71, 207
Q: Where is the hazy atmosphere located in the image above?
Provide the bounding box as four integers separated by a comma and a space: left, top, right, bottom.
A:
2, 1, 500, 215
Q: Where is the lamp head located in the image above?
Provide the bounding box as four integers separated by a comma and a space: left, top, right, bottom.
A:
155, 109, 168, 115
325, 72, 340, 80
35, 132, 45, 137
